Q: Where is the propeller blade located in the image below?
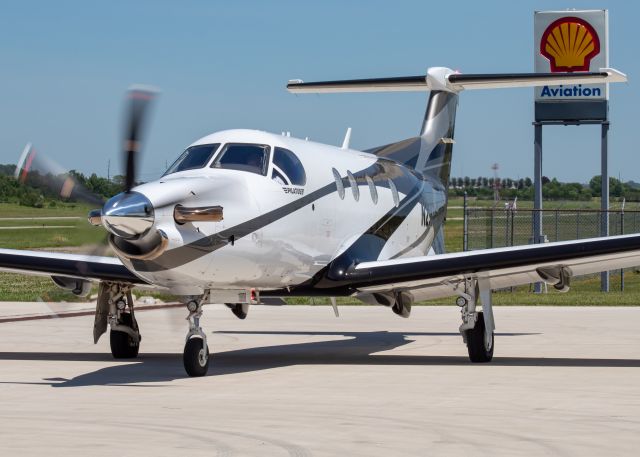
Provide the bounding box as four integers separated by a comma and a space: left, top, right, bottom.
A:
15, 143, 106, 207
123, 86, 158, 192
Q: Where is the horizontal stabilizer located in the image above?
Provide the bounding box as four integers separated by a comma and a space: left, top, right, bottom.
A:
287, 76, 428, 93
287, 67, 627, 94
448, 68, 627, 90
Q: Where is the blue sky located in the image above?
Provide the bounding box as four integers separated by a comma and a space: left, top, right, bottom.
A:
0, 0, 637, 183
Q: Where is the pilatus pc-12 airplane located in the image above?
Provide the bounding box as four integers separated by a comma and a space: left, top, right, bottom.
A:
1, 67, 635, 376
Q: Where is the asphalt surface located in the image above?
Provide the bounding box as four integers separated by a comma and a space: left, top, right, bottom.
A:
1, 304, 639, 456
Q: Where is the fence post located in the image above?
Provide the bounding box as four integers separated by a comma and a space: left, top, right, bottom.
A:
555, 209, 559, 242
490, 207, 494, 249
510, 208, 515, 246
621, 210, 625, 291
505, 209, 510, 247
463, 192, 468, 251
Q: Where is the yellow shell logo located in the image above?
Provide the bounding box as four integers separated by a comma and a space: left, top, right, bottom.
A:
540, 17, 600, 72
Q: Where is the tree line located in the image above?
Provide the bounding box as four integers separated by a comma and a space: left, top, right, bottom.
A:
2, 163, 640, 207
0, 164, 123, 208
450, 175, 640, 201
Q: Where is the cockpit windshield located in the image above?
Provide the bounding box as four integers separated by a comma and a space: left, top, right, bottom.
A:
211, 143, 270, 176
164, 143, 220, 175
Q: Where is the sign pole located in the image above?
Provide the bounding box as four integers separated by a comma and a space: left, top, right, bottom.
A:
601, 121, 610, 291
533, 122, 543, 293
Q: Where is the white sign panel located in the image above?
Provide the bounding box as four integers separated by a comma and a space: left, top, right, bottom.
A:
534, 10, 608, 102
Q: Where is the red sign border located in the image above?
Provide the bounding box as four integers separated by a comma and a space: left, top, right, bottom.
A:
540, 16, 601, 72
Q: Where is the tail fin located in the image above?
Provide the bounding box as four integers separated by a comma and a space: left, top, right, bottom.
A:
287, 66, 625, 187
418, 90, 457, 187
367, 89, 457, 188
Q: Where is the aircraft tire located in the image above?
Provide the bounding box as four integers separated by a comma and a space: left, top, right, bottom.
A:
109, 312, 140, 359
110, 329, 140, 358
465, 311, 494, 363
183, 337, 209, 377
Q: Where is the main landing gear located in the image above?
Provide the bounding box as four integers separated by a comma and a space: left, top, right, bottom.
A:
93, 282, 141, 359
183, 297, 209, 377
456, 276, 495, 362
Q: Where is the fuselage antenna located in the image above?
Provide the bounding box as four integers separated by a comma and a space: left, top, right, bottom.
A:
341, 127, 352, 149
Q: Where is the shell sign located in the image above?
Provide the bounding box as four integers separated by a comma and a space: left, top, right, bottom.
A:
540, 17, 600, 72
534, 10, 609, 107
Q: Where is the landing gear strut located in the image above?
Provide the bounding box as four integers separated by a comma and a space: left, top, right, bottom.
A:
456, 276, 495, 363
183, 297, 209, 377
96, 282, 140, 359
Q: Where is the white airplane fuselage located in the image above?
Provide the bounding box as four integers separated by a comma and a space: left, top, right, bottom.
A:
114, 129, 445, 296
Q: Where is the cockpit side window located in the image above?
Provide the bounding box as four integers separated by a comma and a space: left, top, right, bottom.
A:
164, 143, 220, 175
271, 147, 306, 186
212, 143, 270, 176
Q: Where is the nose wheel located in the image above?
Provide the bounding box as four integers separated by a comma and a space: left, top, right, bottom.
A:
183, 299, 210, 377
184, 337, 209, 377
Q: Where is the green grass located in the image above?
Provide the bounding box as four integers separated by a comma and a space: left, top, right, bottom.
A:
448, 196, 638, 211
0, 202, 93, 217
0, 203, 104, 249
0, 222, 105, 250
0, 273, 81, 302
0, 272, 176, 303
444, 219, 463, 252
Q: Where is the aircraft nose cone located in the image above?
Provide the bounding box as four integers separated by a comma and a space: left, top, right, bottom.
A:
102, 192, 154, 239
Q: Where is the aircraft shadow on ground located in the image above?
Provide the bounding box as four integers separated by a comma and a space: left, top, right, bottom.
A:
0, 330, 637, 387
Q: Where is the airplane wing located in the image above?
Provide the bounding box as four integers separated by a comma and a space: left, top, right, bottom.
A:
0, 248, 147, 284
348, 234, 640, 301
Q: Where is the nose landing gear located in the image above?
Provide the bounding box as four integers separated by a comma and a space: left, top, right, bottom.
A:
183, 297, 209, 377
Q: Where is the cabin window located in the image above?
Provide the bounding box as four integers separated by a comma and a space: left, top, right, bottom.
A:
271, 147, 306, 186
388, 178, 400, 207
347, 170, 359, 201
366, 175, 378, 204
212, 143, 270, 176
164, 144, 220, 175
332, 168, 345, 199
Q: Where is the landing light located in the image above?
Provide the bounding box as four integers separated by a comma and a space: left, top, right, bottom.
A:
174, 205, 224, 224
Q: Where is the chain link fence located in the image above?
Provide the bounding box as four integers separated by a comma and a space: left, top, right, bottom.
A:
463, 208, 640, 251
462, 206, 640, 292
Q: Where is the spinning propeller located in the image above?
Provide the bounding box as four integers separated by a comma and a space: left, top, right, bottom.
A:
15, 143, 106, 207
123, 86, 157, 193
15, 86, 160, 254
15, 86, 157, 206
16, 85, 218, 264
